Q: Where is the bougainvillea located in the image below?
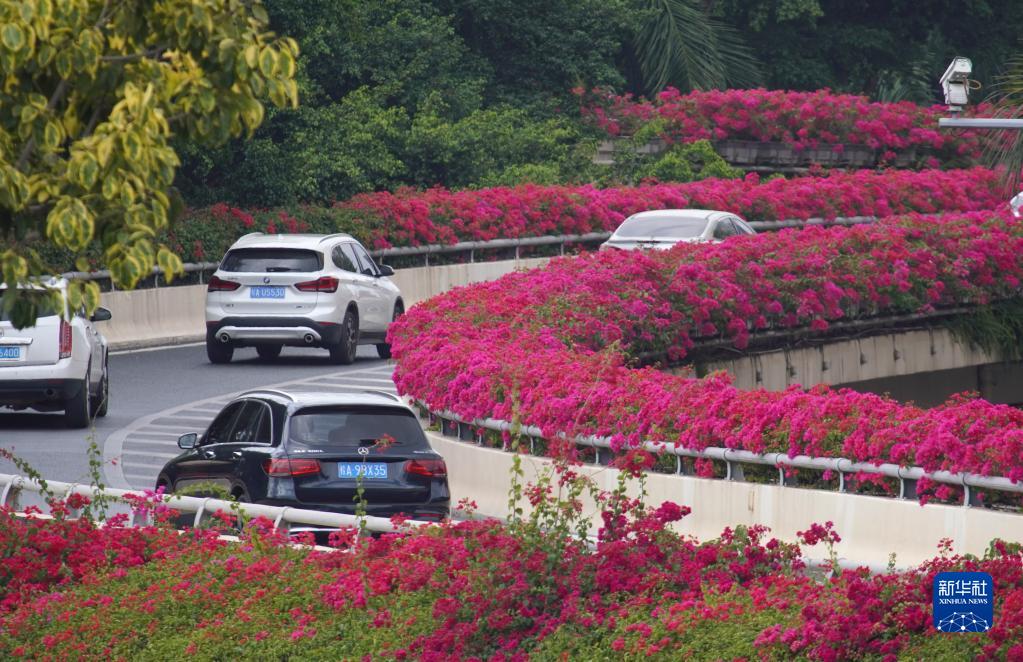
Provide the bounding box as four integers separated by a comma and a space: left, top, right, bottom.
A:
2, 502, 1022, 659
389, 210, 1023, 484
582, 87, 988, 167
337, 167, 1004, 249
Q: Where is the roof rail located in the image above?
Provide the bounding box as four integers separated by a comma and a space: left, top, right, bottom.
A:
317, 233, 354, 244
362, 389, 402, 402
240, 389, 296, 401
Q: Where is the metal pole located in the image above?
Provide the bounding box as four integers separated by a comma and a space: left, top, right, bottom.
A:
939, 118, 1023, 129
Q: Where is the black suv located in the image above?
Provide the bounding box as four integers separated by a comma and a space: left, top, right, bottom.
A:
156, 390, 450, 525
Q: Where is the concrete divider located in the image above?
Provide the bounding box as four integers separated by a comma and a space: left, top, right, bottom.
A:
99, 257, 551, 350
429, 431, 1023, 567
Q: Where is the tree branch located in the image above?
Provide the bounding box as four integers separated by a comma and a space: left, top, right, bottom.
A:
100, 48, 165, 63
14, 78, 71, 171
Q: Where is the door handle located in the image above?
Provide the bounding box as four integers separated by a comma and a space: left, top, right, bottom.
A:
232, 451, 243, 459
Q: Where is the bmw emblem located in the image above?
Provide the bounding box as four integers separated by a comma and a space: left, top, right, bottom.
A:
263, 276, 271, 284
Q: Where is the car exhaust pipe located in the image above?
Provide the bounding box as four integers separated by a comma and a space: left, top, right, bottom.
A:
218, 332, 231, 343
303, 333, 315, 344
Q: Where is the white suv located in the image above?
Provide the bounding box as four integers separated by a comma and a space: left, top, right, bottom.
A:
204, 233, 403, 365
0, 279, 111, 428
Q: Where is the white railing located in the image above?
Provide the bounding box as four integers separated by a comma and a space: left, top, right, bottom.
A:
0, 473, 431, 534
61, 215, 894, 284
423, 404, 1023, 509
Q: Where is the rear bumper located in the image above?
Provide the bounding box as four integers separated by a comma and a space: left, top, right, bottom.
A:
206, 317, 343, 347
256, 498, 450, 521
0, 378, 84, 406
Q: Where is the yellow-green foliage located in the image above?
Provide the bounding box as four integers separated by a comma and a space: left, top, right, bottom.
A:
0, 0, 298, 327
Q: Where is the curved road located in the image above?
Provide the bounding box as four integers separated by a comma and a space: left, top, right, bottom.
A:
0, 343, 393, 489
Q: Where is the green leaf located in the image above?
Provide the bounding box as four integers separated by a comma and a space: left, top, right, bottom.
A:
2, 24, 26, 52
258, 47, 276, 77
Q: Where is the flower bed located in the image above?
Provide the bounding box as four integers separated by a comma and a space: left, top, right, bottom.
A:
2, 501, 1022, 659
390, 210, 1023, 487
582, 87, 988, 167
152, 167, 1006, 267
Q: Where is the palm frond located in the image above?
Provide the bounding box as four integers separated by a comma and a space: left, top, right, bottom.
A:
983, 54, 1023, 194
634, 0, 760, 94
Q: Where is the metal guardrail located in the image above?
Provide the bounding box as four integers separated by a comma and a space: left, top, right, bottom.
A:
61, 215, 892, 283
0, 473, 430, 535
422, 404, 1023, 509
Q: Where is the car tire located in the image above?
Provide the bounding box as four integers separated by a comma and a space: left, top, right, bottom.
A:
329, 309, 359, 365
375, 302, 404, 359
91, 359, 109, 418
256, 344, 283, 361
64, 373, 91, 429
206, 333, 234, 364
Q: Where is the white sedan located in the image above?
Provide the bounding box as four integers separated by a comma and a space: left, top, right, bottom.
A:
0, 279, 111, 428
600, 209, 755, 251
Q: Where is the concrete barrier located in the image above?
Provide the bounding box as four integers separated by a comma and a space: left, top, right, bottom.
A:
99, 257, 551, 350
682, 327, 1023, 407
429, 431, 1023, 567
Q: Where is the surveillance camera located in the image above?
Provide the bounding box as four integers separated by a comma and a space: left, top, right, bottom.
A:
940, 57, 973, 112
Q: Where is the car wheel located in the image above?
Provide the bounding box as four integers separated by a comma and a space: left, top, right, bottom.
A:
64, 372, 91, 429
206, 332, 234, 364
256, 344, 283, 361
91, 359, 109, 418
375, 302, 404, 359
329, 309, 359, 365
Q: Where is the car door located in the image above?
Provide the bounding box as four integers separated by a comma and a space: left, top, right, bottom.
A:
172, 401, 246, 494
201, 399, 275, 499
76, 307, 102, 390
711, 218, 739, 242
349, 243, 390, 330
334, 242, 384, 331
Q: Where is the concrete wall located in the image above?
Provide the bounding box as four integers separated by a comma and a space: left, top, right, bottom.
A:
679, 327, 1023, 406
430, 431, 1023, 567
98, 257, 550, 350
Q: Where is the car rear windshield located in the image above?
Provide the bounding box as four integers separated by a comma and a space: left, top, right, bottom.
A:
220, 248, 323, 273
0, 288, 60, 322
615, 215, 709, 239
286, 406, 428, 451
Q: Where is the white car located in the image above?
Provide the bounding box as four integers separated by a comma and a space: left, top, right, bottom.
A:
0, 279, 111, 428
204, 233, 404, 365
600, 209, 755, 251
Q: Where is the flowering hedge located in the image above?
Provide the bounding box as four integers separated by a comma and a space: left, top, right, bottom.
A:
390, 210, 1023, 488
144, 167, 1008, 268
582, 87, 987, 167
2, 501, 1022, 659
336, 167, 1004, 250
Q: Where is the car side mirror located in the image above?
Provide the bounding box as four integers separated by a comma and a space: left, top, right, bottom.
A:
90, 307, 112, 322
376, 264, 394, 277
178, 432, 198, 449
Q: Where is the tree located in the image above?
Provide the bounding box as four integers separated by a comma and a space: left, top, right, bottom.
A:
631, 0, 761, 94
0, 0, 298, 327
986, 55, 1023, 194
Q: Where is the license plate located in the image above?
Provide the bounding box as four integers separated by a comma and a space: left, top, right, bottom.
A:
0, 347, 21, 360
338, 462, 387, 480
250, 286, 285, 299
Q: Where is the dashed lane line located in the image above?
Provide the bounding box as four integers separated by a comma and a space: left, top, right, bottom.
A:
103, 363, 397, 490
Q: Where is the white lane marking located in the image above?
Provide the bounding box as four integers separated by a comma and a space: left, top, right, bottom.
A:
104, 361, 397, 489
110, 341, 206, 356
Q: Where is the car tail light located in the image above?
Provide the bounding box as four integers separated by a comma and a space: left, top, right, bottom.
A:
59, 319, 72, 359
263, 458, 321, 477
208, 276, 241, 291
295, 276, 339, 293
404, 459, 447, 478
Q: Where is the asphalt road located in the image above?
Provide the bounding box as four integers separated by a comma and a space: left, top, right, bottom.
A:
0, 343, 389, 486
